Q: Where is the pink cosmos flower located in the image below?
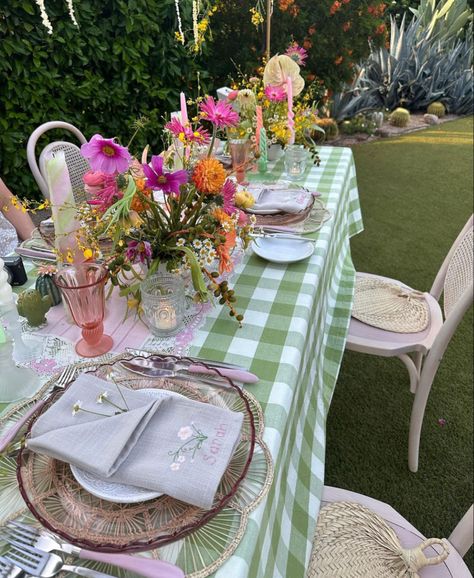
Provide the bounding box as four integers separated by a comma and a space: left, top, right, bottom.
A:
285, 43, 308, 67
142, 155, 188, 195
165, 118, 210, 144
83, 171, 122, 212
221, 179, 238, 215
125, 240, 152, 264
264, 84, 287, 102
199, 96, 239, 128
81, 134, 131, 174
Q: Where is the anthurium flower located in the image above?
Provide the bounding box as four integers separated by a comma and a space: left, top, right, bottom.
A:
199, 96, 240, 128
142, 155, 188, 195
81, 134, 131, 174
263, 54, 305, 96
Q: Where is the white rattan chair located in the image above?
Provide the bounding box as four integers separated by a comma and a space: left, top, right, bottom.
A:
346, 216, 473, 472
27, 121, 90, 204
307, 486, 473, 577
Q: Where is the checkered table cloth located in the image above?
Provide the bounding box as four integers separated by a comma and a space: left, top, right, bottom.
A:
190, 146, 363, 577
1, 145, 362, 577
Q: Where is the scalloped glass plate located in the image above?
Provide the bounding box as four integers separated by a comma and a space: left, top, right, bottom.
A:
17, 356, 257, 552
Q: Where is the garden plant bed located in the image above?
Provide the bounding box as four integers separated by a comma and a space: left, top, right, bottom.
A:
330, 113, 460, 147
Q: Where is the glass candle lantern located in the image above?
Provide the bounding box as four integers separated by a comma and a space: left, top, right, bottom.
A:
284, 145, 309, 180
141, 273, 186, 337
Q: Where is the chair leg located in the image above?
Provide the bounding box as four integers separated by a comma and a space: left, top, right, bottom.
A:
408, 353, 441, 472
398, 353, 420, 394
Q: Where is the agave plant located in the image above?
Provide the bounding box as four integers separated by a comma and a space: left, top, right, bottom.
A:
332, 0, 473, 120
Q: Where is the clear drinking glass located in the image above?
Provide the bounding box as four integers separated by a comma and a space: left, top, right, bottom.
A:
229, 139, 249, 184
284, 145, 309, 180
141, 273, 186, 337
54, 263, 113, 357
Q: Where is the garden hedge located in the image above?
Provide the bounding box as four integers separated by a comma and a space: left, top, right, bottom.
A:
0, 0, 210, 200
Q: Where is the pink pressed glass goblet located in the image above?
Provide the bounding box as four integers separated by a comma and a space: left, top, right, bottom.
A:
53, 263, 113, 357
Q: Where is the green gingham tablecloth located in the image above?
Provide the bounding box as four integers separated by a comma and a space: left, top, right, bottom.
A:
1, 145, 363, 577
190, 145, 363, 577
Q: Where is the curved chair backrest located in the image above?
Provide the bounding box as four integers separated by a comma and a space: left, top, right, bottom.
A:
430, 215, 474, 318
27, 121, 90, 204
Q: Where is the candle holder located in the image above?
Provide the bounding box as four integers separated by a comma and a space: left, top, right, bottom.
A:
284, 145, 309, 180
141, 273, 186, 337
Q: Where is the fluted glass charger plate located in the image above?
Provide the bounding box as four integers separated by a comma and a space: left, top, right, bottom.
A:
16, 354, 272, 556
70, 388, 186, 503
252, 237, 314, 263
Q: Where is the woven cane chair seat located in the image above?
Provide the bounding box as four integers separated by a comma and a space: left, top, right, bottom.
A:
352, 275, 430, 333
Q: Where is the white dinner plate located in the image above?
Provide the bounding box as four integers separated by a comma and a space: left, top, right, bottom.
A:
70, 388, 185, 504
251, 237, 314, 264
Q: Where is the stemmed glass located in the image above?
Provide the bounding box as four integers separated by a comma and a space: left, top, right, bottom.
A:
54, 263, 113, 357
229, 139, 250, 184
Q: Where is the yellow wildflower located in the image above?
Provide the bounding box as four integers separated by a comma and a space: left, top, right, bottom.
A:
83, 248, 93, 260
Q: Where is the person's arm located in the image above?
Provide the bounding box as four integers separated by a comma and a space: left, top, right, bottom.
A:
0, 177, 35, 240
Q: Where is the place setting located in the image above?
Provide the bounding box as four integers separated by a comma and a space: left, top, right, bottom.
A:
0, 352, 273, 577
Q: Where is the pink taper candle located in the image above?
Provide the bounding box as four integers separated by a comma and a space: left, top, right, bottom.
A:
286, 77, 295, 145
180, 92, 189, 125
255, 105, 263, 147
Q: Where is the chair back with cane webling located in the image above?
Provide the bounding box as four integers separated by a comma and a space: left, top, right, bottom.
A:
27, 121, 90, 204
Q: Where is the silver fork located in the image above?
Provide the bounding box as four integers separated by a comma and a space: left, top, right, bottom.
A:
0, 557, 25, 578
5, 544, 115, 578
0, 366, 77, 454
4, 523, 184, 577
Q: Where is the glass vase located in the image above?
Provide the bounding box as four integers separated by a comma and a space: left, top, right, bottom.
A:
53, 263, 113, 357
141, 273, 186, 337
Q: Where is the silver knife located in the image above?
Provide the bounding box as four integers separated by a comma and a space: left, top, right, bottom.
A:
120, 358, 258, 384
124, 348, 248, 371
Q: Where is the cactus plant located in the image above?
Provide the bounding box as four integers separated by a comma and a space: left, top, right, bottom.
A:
17, 289, 51, 327
389, 108, 410, 127
314, 118, 339, 141
35, 265, 62, 306
427, 101, 446, 117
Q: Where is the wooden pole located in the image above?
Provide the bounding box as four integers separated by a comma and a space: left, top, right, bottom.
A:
265, 0, 272, 60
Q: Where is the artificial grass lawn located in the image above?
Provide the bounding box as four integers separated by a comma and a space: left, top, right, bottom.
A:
325, 117, 474, 568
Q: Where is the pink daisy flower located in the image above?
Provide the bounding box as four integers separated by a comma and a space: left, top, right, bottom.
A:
165, 118, 210, 144
199, 96, 239, 128
142, 155, 188, 195
126, 240, 152, 264
264, 84, 287, 102
285, 43, 308, 67
81, 134, 131, 174
221, 179, 237, 215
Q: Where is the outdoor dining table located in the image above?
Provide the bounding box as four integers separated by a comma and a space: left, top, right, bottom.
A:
0, 145, 363, 578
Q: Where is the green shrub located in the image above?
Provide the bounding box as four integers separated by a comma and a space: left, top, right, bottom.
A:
0, 0, 210, 200
339, 114, 377, 135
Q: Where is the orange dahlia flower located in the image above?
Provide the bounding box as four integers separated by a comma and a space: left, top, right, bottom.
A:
192, 158, 227, 194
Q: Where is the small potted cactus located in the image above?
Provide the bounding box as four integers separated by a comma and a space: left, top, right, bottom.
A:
389, 108, 410, 127
35, 265, 62, 306
17, 289, 52, 327
427, 101, 446, 118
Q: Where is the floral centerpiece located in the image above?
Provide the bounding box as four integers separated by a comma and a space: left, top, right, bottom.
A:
62, 98, 255, 326
227, 48, 324, 163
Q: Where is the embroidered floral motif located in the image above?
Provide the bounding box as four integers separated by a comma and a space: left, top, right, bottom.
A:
169, 423, 208, 470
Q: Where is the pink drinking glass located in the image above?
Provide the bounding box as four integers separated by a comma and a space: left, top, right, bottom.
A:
53, 263, 113, 357
229, 139, 249, 184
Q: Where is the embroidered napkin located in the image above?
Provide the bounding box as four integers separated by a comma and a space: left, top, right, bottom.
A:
246, 184, 314, 214
28, 374, 244, 509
